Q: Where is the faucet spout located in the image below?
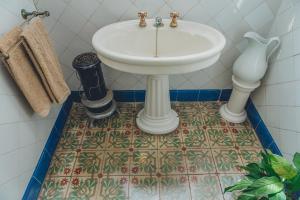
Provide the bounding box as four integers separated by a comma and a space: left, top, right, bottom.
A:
154, 16, 164, 27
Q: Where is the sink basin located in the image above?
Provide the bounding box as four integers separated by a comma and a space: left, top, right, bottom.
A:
93, 19, 226, 134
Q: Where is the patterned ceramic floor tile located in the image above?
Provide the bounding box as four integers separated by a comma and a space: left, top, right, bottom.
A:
48, 152, 76, 177
129, 176, 159, 200
38, 177, 70, 200
65, 177, 98, 200
239, 148, 263, 165
182, 128, 209, 149
212, 149, 244, 173
56, 130, 83, 152
219, 174, 244, 200
158, 150, 187, 175
39, 102, 264, 199
160, 175, 191, 200
90, 118, 110, 129
231, 128, 262, 149
207, 127, 234, 149
106, 129, 132, 149
110, 113, 134, 130
98, 176, 129, 200
189, 174, 224, 200
180, 114, 203, 128
81, 129, 107, 150
131, 150, 157, 175
72, 150, 103, 176
102, 151, 131, 175
227, 119, 252, 129
186, 149, 216, 174
158, 129, 182, 150
64, 104, 88, 131
132, 129, 158, 149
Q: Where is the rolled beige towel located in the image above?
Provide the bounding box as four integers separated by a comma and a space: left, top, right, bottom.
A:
21, 18, 70, 104
0, 27, 51, 117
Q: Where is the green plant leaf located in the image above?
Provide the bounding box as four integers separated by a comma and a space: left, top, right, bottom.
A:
241, 163, 264, 179
293, 152, 300, 170
286, 173, 300, 193
245, 176, 284, 196
260, 151, 277, 177
237, 194, 256, 200
269, 191, 286, 200
269, 153, 297, 180
224, 177, 254, 193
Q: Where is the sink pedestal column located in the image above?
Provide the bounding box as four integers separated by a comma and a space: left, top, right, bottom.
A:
136, 75, 179, 134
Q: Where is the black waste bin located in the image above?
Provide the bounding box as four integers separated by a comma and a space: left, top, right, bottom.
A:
72, 52, 106, 101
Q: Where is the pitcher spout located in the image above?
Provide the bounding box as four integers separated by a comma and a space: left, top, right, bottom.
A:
244, 32, 280, 62
244, 32, 269, 45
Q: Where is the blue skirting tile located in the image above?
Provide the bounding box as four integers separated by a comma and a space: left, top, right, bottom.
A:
71, 91, 81, 102
177, 90, 199, 101
246, 99, 261, 129
22, 177, 41, 200
198, 90, 220, 101
33, 150, 51, 183
45, 127, 60, 156
219, 89, 232, 101
268, 142, 282, 156
134, 90, 146, 102
170, 90, 178, 101
255, 121, 281, 155
114, 90, 135, 102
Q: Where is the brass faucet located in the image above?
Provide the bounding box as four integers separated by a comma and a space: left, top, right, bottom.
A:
170, 12, 179, 28
138, 11, 147, 27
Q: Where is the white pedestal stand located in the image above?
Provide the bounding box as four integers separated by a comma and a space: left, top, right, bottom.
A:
136, 75, 179, 134
220, 76, 260, 123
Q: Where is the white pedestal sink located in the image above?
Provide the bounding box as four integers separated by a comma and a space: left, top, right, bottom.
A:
92, 19, 226, 134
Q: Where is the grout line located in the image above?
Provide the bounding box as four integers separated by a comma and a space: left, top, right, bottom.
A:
254, 119, 262, 130
32, 176, 42, 185
218, 89, 223, 101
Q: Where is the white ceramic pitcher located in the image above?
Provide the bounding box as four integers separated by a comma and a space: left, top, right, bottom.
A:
233, 32, 280, 83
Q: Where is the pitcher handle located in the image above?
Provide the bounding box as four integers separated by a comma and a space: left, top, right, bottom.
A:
266, 37, 280, 62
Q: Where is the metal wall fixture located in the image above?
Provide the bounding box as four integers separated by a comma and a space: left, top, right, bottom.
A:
0, 9, 51, 60
21, 9, 50, 20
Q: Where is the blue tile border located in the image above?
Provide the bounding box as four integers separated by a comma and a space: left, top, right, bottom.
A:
111, 89, 227, 102
24, 89, 285, 199
72, 89, 227, 102
246, 99, 282, 156
22, 93, 75, 200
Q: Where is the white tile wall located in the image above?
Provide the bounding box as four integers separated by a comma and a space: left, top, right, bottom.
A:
0, 0, 61, 199
252, 0, 300, 161
0, 0, 287, 199
36, 0, 282, 91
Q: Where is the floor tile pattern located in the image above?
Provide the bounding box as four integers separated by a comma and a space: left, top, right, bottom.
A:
39, 102, 263, 200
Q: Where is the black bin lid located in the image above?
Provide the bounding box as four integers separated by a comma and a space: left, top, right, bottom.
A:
72, 52, 101, 70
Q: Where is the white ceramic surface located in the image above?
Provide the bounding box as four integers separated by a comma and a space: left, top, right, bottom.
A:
93, 19, 225, 134
93, 19, 226, 75
233, 32, 280, 83
220, 32, 280, 123
36, 0, 282, 91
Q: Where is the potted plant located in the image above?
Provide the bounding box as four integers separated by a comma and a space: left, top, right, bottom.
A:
225, 151, 300, 200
